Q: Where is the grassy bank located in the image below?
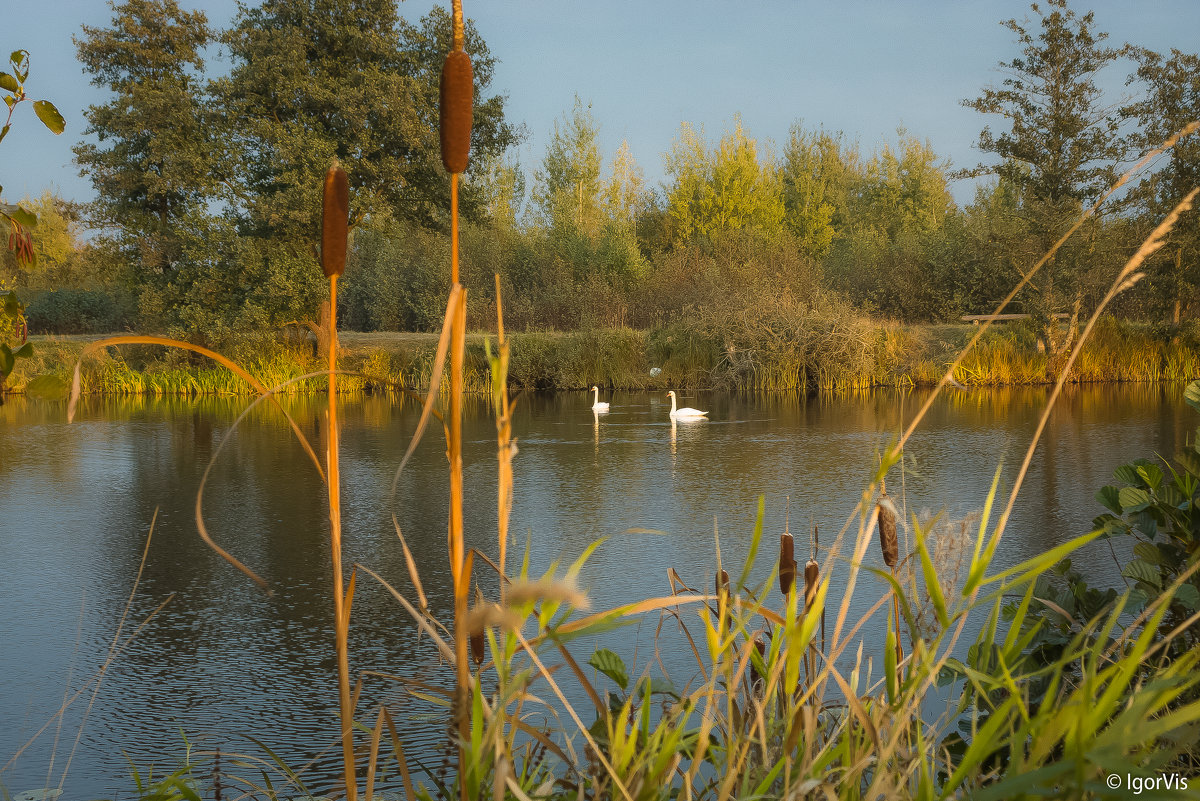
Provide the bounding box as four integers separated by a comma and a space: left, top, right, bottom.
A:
7, 317, 1200, 397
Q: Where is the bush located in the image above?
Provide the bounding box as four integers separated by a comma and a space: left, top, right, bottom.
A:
25, 288, 130, 334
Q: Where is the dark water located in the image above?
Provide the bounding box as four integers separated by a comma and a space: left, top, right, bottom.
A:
0, 385, 1191, 797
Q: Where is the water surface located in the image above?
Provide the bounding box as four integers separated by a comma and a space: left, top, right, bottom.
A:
0, 385, 1188, 796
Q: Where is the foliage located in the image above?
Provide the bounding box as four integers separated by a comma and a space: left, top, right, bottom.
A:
25, 288, 130, 334
960, 0, 1128, 343
1123, 47, 1200, 322
664, 117, 785, 242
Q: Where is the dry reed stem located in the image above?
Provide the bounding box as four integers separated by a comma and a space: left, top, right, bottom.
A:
992, 188, 1199, 550
493, 273, 514, 603
899, 186, 1200, 724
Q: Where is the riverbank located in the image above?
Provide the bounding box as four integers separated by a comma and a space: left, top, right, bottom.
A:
7, 317, 1200, 397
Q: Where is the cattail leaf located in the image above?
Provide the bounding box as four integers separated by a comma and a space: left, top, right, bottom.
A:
915, 522, 950, 629
884, 628, 898, 704
964, 466, 1003, 597
588, 647, 628, 692
735, 496, 766, 592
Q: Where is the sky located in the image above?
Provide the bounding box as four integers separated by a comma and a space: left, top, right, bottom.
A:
4, 0, 1200, 214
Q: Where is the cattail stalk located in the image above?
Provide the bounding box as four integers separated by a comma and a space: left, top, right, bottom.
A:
441, 2, 473, 794
322, 162, 356, 801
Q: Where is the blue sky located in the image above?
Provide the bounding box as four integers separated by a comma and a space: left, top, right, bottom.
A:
4, 1, 1199, 212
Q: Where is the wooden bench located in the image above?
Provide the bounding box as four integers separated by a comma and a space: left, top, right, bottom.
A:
961, 313, 1071, 324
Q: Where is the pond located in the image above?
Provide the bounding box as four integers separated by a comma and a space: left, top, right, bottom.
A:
0, 384, 1190, 797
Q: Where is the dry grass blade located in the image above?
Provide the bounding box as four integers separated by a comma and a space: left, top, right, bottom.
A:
66, 334, 324, 481
991, 187, 1200, 549
356, 563, 455, 664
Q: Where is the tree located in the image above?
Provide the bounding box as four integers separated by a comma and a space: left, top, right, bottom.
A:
533, 96, 604, 235
663, 118, 785, 243
604, 140, 648, 229
74, 0, 216, 281
962, 0, 1125, 352
1124, 48, 1200, 322
217, 2, 516, 237
779, 124, 841, 260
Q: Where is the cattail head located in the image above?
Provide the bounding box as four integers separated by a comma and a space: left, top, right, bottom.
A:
470, 585, 485, 668
804, 558, 819, 609
439, 49, 473, 174
716, 569, 731, 603
779, 532, 796, 597
877, 490, 899, 568
750, 632, 767, 687
321, 164, 349, 278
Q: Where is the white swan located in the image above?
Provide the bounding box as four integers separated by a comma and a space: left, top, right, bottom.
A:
591, 386, 610, 412
667, 390, 707, 419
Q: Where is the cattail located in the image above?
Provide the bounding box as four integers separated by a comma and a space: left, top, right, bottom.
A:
750, 633, 767, 687
876, 489, 898, 568
321, 164, 349, 278
804, 558, 819, 609
715, 569, 731, 603
439, 49, 473, 174
469, 586, 485, 668
779, 532, 796, 597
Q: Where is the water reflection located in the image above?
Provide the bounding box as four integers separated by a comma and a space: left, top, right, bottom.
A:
0, 384, 1187, 795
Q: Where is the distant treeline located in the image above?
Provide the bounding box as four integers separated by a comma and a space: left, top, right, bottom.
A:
3, 0, 1199, 371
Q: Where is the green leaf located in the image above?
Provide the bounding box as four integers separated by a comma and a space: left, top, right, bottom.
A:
0, 72, 18, 93
588, 648, 628, 692
11, 206, 37, 228
1133, 542, 1165, 566
634, 676, 677, 697
25, 374, 68, 401
33, 100, 65, 135
1175, 584, 1199, 612
1095, 485, 1122, 514
13, 342, 32, 359
1185, 380, 1200, 412
1117, 486, 1152, 513
1136, 463, 1163, 491
1113, 463, 1143, 486
1122, 559, 1162, 589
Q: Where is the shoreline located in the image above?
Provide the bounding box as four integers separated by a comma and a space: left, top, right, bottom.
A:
7, 319, 1200, 397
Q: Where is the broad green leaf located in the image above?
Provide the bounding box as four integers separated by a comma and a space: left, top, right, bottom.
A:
588, 647, 628, 692
1117, 486, 1152, 513
11, 206, 37, 228
1136, 463, 1163, 491
1175, 583, 1199, 612
1185, 380, 1200, 412
1095, 485, 1122, 514
13, 342, 32, 359
33, 100, 65, 135
0, 72, 18, 93
1133, 542, 1165, 566
1113, 463, 1143, 486
1122, 559, 1161, 589
25, 374, 68, 401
